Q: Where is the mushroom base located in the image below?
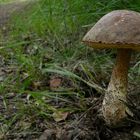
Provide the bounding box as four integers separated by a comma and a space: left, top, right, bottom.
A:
102, 49, 132, 126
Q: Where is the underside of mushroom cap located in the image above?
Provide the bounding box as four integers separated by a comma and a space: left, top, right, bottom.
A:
83, 10, 140, 50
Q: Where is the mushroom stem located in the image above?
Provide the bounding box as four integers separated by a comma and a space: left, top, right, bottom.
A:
102, 49, 132, 126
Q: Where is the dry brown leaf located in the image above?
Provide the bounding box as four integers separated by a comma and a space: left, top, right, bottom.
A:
52, 111, 69, 122
39, 129, 56, 140
50, 77, 62, 89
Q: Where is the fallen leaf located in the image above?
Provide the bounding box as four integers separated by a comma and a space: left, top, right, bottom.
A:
53, 111, 69, 122
50, 77, 62, 89
39, 129, 56, 140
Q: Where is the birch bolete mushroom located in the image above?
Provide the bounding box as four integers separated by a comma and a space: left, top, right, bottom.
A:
82, 10, 140, 126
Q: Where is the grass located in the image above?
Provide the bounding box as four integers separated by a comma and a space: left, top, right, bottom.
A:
0, 0, 28, 3
0, 0, 140, 138
4, 0, 140, 91
0, 0, 14, 2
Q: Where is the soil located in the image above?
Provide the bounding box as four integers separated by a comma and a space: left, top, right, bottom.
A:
1, 83, 140, 140
0, 1, 140, 140
0, 0, 34, 27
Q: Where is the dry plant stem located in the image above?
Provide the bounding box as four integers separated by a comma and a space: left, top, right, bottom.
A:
102, 49, 132, 126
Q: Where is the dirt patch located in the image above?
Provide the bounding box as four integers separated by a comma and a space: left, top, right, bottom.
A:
1, 90, 140, 140
0, 0, 34, 27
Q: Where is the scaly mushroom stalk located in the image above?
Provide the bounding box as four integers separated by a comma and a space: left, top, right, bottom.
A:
102, 49, 132, 126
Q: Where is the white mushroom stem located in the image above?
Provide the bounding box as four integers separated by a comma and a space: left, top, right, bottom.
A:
102, 49, 132, 126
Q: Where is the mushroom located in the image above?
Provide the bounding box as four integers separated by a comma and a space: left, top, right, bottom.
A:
82, 10, 140, 126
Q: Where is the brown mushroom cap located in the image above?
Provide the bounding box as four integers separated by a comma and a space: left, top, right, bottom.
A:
83, 10, 140, 50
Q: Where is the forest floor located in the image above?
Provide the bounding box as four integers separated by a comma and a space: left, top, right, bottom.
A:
0, 0, 31, 26
0, 1, 140, 140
